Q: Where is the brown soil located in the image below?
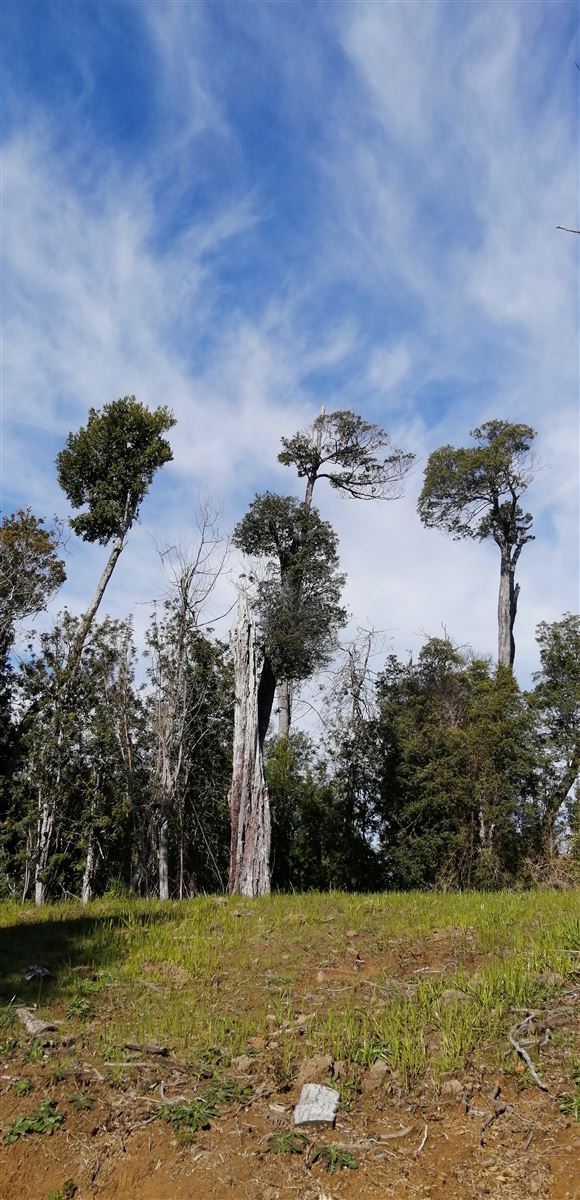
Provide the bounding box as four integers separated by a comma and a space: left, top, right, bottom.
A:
1, 924, 578, 1200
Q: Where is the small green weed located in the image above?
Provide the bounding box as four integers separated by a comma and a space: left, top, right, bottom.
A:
267, 1130, 309, 1155
45, 1181, 77, 1200
13, 1078, 34, 1096
311, 1145, 358, 1174
3, 1099, 64, 1143
66, 1091, 93, 1112
160, 1077, 252, 1138
66, 996, 94, 1022
160, 1096, 218, 1133
560, 1091, 580, 1121
47, 1061, 68, 1084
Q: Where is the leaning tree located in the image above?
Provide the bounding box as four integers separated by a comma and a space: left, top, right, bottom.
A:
56, 395, 175, 677
418, 420, 536, 669
228, 409, 414, 896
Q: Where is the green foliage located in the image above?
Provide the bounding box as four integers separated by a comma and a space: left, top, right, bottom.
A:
279, 409, 413, 501
560, 1091, 580, 1120
13, 1078, 34, 1095
45, 1181, 77, 1200
66, 995, 94, 1021
418, 420, 536, 545
159, 1077, 251, 1136
65, 1092, 93, 1112
369, 639, 539, 889
0, 509, 65, 636
56, 396, 175, 545
311, 1145, 358, 1173
233, 494, 346, 680
3, 1099, 63, 1143
267, 1130, 309, 1155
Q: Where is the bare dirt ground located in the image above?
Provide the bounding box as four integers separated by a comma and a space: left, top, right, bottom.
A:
1, 914, 578, 1200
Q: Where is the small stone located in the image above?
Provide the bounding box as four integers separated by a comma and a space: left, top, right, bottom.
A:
442, 1079, 465, 1098
296, 1054, 333, 1087
316, 970, 326, 983
363, 1059, 389, 1092
294, 1083, 340, 1127
346, 930, 358, 938
232, 1054, 253, 1073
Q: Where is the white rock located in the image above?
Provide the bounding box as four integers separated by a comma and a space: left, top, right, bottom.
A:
293, 1083, 339, 1126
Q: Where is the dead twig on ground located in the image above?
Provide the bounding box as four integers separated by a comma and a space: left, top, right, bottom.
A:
509, 1019, 549, 1092
414, 1124, 428, 1157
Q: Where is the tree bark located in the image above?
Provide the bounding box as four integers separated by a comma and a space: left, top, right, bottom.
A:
81, 830, 96, 904
34, 792, 54, 906
277, 680, 293, 739
497, 549, 518, 669
158, 815, 169, 899
228, 593, 272, 896
66, 529, 128, 680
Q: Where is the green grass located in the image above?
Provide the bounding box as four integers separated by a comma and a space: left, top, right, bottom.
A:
0, 891, 578, 1090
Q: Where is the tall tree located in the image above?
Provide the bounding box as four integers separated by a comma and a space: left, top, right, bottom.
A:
0, 510, 65, 800
529, 613, 580, 853
228, 409, 414, 895
418, 420, 536, 668
56, 396, 175, 677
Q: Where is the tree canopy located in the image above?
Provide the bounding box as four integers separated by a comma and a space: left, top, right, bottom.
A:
417, 419, 536, 547
56, 396, 175, 545
279, 409, 414, 503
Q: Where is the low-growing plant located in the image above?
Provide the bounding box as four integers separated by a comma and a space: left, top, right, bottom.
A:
267, 1130, 309, 1155
3, 1099, 64, 1143
66, 996, 94, 1022
160, 1096, 219, 1134
560, 1091, 580, 1121
311, 1145, 358, 1174
45, 1180, 77, 1200
66, 1091, 93, 1112
13, 1078, 34, 1096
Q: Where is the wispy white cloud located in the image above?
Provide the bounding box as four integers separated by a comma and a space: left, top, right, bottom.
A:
3, 0, 578, 695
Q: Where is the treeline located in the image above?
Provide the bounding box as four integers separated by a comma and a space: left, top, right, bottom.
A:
0, 398, 578, 901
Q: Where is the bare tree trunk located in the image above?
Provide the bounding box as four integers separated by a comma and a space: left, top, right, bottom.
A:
498, 551, 515, 668
35, 793, 54, 906
66, 529, 129, 680
159, 815, 169, 899
228, 593, 272, 896
81, 831, 96, 904
277, 680, 293, 739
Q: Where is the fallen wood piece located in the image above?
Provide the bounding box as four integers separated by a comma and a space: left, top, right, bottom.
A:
294, 1083, 340, 1127
378, 1126, 414, 1141
123, 1042, 170, 1057
480, 1103, 508, 1144
508, 1027, 549, 1092
15, 1007, 57, 1036
414, 1124, 428, 1157
23, 964, 53, 982
334, 1128, 414, 1150
105, 1061, 160, 1069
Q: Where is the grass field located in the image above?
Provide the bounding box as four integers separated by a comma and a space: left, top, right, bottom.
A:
0, 891, 579, 1199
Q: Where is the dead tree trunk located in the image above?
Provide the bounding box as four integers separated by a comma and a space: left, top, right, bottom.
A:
277, 680, 293, 739
228, 593, 273, 896
497, 548, 519, 669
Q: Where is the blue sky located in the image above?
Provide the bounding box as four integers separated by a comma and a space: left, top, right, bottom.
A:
2, 0, 579, 695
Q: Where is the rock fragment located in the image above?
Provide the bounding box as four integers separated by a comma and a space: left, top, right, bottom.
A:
294, 1083, 339, 1127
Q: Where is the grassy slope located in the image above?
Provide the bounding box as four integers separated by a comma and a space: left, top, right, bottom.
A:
1, 891, 579, 1088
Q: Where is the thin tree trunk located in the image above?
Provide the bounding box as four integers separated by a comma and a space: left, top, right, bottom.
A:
159, 814, 169, 899
35, 793, 54, 906
81, 831, 96, 904
66, 527, 129, 680
277, 680, 293, 739
228, 593, 272, 896
497, 550, 514, 668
